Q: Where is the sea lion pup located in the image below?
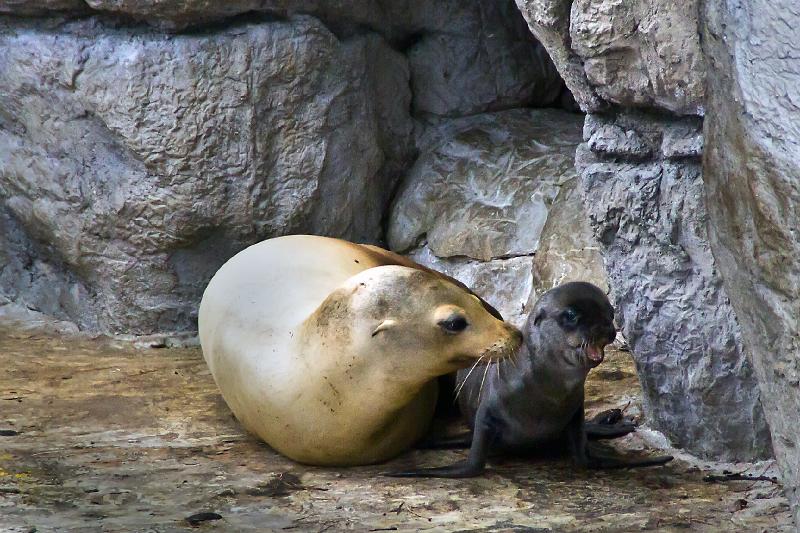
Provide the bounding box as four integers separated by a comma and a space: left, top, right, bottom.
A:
389, 281, 673, 477
198, 235, 523, 467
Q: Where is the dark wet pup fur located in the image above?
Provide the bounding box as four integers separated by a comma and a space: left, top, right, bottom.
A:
388, 281, 673, 477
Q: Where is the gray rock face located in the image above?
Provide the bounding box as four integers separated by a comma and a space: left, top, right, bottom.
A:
570, 0, 705, 115
703, 0, 800, 521
0, 16, 414, 335
515, 0, 705, 115
1, 0, 565, 118
388, 109, 584, 261
409, 247, 535, 330
577, 112, 772, 461
407, 1, 563, 117
513, 0, 607, 112
390, 109, 605, 331
532, 178, 607, 294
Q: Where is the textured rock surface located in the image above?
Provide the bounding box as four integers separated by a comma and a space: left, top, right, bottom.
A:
703, 0, 800, 521
514, 0, 607, 112
532, 177, 607, 293
514, 0, 705, 115
407, 1, 563, 117
388, 109, 584, 261
409, 247, 535, 329
1, 0, 565, 118
0, 16, 414, 335
569, 0, 705, 115
389, 109, 605, 330
577, 111, 772, 461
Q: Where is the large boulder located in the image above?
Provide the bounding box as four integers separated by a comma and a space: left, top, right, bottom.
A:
389, 109, 604, 329
388, 108, 584, 261
1, 1, 566, 118
514, 0, 705, 115
703, 0, 800, 521
577, 111, 772, 461
533, 177, 607, 293
0, 16, 414, 335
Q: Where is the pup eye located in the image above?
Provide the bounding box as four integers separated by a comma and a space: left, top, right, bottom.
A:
439, 316, 469, 334
562, 308, 579, 325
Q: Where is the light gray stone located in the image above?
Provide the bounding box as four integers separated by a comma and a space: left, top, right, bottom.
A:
514, 0, 705, 115
388, 108, 584, 261
577, 112, 772, 461
703, 0, 800, 521
570, 0, 705, 115
0, 16, 414, 335
409, 246, 534, 330
0, 0, 566, 120
532, 178, 607, 294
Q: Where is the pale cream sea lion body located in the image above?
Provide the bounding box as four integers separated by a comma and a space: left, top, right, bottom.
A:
198, 235, 522, 466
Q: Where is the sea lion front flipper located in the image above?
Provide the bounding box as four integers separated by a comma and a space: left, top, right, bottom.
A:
386, 402, 497, 478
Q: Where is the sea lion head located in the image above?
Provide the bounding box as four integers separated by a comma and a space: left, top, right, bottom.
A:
527, 281, 616, 369
328, 265, 523, 378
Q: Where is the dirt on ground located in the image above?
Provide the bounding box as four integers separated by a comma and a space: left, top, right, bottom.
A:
0, 328, 793, 532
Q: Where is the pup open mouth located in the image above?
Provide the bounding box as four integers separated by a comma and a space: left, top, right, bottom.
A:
584, 343, 606, 367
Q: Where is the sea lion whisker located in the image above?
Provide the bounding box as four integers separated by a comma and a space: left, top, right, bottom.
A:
455, 355, 485, 401
476, 359, 491, 406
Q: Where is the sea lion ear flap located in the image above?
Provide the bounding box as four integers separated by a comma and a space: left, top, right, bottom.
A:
532, 309, 546, 326
371, 319, 397, 337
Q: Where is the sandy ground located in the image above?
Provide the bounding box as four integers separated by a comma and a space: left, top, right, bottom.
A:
0, 327, 794, 532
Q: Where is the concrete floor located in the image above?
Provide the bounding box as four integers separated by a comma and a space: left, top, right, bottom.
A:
0, 327, 793, 532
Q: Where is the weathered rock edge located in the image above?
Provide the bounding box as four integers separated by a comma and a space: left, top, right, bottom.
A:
703, 0, 800, 523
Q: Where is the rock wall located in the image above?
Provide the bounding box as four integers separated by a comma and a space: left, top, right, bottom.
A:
577, 112, 771, 460
0, 16, 414, 334
388, 108, 604, 329
515, 0, 772, 461
0, 1, 564, 335
703, 0, 800, 521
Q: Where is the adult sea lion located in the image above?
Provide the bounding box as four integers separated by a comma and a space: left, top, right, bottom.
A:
390, 281, 673, 477
198, 235, 523, 466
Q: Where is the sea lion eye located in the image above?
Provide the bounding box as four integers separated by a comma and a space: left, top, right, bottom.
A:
562, 308, 579, 326
439, 316, 469, 334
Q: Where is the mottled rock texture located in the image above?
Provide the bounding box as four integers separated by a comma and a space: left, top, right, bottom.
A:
703, 0, 800, 521
533, 177, 607, 293
0, 16, 414, 334
388, 109, 584, 261
514, 0, 705, 115
409, 247, 535, 330
390, 109, 606, 329
407, 1, 563, 117
0, 1, 565, 118
577, 112, 772, 461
